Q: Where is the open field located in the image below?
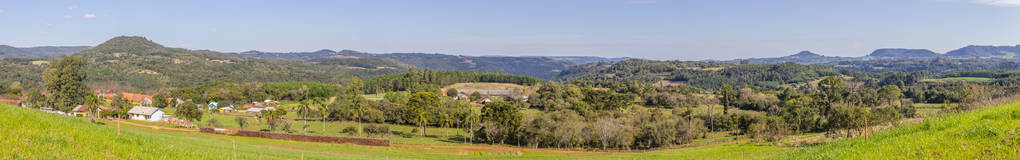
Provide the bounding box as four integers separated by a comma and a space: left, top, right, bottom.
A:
0, 103, 802, 159
6, 100, 1010, 159
770, 101, 1020, 159
439, 82, 533, 96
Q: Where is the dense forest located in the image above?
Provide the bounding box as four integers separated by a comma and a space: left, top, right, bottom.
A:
818, 58, 1020, 74
363, 68, 541, 94
558, 59, 845, 90
240, 49, 576, 79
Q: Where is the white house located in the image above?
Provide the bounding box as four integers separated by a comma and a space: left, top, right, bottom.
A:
127, 106, 165, 122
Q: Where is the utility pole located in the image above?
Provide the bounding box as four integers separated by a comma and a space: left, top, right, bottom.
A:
864, 117, 869, 142
117, 115, 121, 136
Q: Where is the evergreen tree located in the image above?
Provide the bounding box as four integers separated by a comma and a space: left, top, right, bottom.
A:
407, 92, 441, 136
480, 100, 523, 144
175, 100, 204, 123
43, 56, 91, 112
718, 84, 738, 114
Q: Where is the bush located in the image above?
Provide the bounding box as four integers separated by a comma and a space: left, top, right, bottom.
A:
282, 122, 293, 133
446, 88, 459, 97
207, 118, 222, 128
342, 126, 358, 135
365, 124, 390, 136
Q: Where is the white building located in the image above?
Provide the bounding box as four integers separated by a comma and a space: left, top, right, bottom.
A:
127, 106, 165, 122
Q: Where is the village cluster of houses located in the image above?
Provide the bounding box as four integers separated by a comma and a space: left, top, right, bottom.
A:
31, 90, 283, 124
454, 89, 524, 104
31, 90, 168, 122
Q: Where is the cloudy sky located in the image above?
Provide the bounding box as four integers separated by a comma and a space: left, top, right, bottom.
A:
1, 0, 1019, 60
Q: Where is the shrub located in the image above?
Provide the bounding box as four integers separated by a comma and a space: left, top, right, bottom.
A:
207, 118, 222, 128
365, 124, 390, 136
342, 126, 358, 135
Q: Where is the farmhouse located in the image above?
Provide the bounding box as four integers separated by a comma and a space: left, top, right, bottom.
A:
0, 98, 20, 106
71, 105, 108, 117
97, 91, 154, 105
120, 93, 154, 105
127, 106, 165, 121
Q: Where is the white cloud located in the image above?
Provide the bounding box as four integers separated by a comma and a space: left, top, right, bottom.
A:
972, 0, 1020, 6
63, 15, 73, 19
67, 5, 77, 10
83, 14, 97, 19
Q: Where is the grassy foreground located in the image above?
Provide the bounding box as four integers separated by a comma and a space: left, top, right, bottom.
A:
0, 103, 793, 159
772, 102, 1020, 159
8, 101, 1015, 159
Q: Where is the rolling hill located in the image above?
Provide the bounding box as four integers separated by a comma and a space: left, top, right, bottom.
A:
0, 36, 406, 90
556, 59, 841, 89
718, 44, 1020, 65
238, 49, 628, 79
867, 48, 939, 59
0, 45, 90, 59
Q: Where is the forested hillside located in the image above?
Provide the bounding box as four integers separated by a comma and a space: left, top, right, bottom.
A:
364, 68, 541, 93
818, 58, 1020, 74
0, 36, 406, 90
240, 49, 580, 79
0, 45, 90, 58
558, 59, 844, 89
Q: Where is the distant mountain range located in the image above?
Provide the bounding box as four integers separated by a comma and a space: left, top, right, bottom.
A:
237, 50, 630, 79
5, 39, 1018, 79
0, 43, 628, 80
718, 45, 1020, 64
0, 45, 90, 58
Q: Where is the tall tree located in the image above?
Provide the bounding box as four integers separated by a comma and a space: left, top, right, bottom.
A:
310, 97, 328, 133
718, 84, 738, 115
344, 77, 367, 135
43, 56, 91, 112
175, 100, 204, 123
407, 92, 441, 136
83, 92, 105, 120
297, 99, 314, 132
152, 94, 169, 108
24, 88, 46, 108
818, 76, 847, 105
877, 85, 903, 106
8, 82, 22, 96
480, 100, 523, 144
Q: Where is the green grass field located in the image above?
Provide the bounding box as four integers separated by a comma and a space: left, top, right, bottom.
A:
4, 101, 1017, 159
770, 101, 1020, 159
0, 103, 796, 159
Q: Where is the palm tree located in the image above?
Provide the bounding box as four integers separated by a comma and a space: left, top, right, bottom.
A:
313, 98, 329, 133
296, 100, 313, 133
83, 93, 105, 121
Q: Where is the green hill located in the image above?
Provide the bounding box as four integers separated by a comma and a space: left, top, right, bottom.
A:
772, 101, 1020, 159
40, 36, 405, 90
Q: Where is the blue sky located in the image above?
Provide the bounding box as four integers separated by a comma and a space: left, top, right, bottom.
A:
1, 0, 1019, 60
